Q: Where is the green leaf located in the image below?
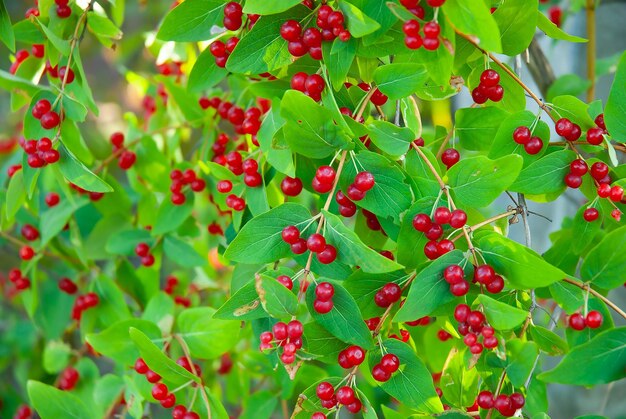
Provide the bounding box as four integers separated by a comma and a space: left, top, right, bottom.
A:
505, 339, 539, 387
4, 169, 25, 220
280, 90, 350, 158
0, 0, 15, 51
396, 197, 437, 270
547, 74, 592, 102
442, 0, 501, 52
42, 341, 72, 374
225, 203, 311, 263
537, 11, 587, 43
339, 150, 413, 222
529, 325, 569, 356
455, 107, 510, 151
323, 37, 357, 91
243, 0, 302, 14
87, 12, 123, 45
476, 231, 567, 289
105, 229, 153, 255
475, 294, 528, 330
509, 150, 576, 196
550, 95, 595, 129
305, 280, 372, 348
39, 197, 88, 247
344, 270, 406, 319
27, 380, 94, 419
36, 18, 71, 55
605, 52, 626, 141
129, 328, 200, 386
57, 144, 113, 193
176, 308, 240, 359
158, 76, 204, 121
188, 46, 228, 92
493, 0, 537, 55
214, 280, 266, 321
157, 0, 223, 41
440, 349, 479, 408
303, 321, 350, 363
395, 250, 467, 322
373, 63, 428, 100
448, 155, 523, 208
257, 274, 298, 317
338, 1, 380, 38
86, 319, 161, 366
322, 210, 403, 273
488, 110, 551, 167
369, 339, 443, 413
367, 120, 414, 158
227, 6, 311, 74
152, 196, 194, 235
580, 225, 626, 289
163, 235, 206, 267
539, 327, 626, 385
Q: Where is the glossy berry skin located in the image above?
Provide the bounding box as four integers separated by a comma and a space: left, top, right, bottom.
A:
513, 126, 531, 144
524, 136, 543, 155
610, 186, 624, 202
444, 265, 464, 284
381, 283, 402, 303
586, 127, 604, 145
474, 265, 495, 284
480, 69, 500, 87
354, 171, 375, 192
313, 299, 333, 314
152, 383, 169, 400
441, 148, 460, 169
282, 226, 300, 244
477, 390, 494, 409
315, 282, 335, 301
335, 386, 355, 405
585, 310, 603, 328
583, 208, 599, 222
569, 313, 586, 330
307, 233, 326, 252
590, 162, 609, 180
41, 111, 61, 129
317, 244, 337, 264
450, 280, 469, 296
570, 159, 588, 176
412, 213, 432, 232
372, 364, 391, 382
486, 275, 505, 294
280, 20, 302, 42
555, 118, 573, 137
281, 176, 303, 196
380, 353, 400, 373
454, 304, 470, 322
433, 207, 451, 225
317, 382, 334, 400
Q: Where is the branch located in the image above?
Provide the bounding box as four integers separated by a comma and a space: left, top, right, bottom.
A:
173, 334, 212, 419
526, 38, 556, 98
562, 278, 626, 320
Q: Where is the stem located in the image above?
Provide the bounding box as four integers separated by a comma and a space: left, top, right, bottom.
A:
173, 334, 212, 419
372, 273, 417, 338
451, 209, 519, 242
586, 0, 596, 102
485, 371, 507, 419
562, 278, 626, 320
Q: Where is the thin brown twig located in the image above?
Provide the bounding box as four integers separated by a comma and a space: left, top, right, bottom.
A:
450, 209, 519, 243
562, 278, 626, 320
173, 334, 212, 419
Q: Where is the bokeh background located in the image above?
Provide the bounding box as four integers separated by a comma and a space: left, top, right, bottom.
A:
1, 1, 626, 417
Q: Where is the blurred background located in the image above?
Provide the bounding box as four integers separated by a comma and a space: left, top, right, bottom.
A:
1, 0, 626, 418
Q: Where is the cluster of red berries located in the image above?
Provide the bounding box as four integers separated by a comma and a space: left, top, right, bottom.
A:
477, 390, 525, 417
568, 310, 603, 330
21, 136, 59, 168
8, 268, 31, 291
216, 100, 268, 137
291, 72, 326, 101
557, 114, 608, 146
280, 176, 304, 197
69, 182, 105, 202
71, 292, 99, 321
402, 19, 441, 51
315, 382, 362, 415
164, 275, 179, 295
54, 0, 72, 18
135, 242, 155, 267
156, 61, 183, 78
223, 2, 244, 30
413, 207, 467, 260
372, 353, 400, 382
338, 345, 365, 369
335, 190, 357, 217
312, 165, 336, 193
454, 304, 498, 354
110, 132, 137, 170
259, 320, 303, 365
169, 168, 206, 205
135, 358, 198, 415
12, 405, 32, 419
19, 244, 35, 261
209, 36, 239, 68
344, 171, 376, 201
374, 283, 402, 308
512, 126, 544, 155
472, 69, 504, 104
58, 277, 78, 294
280, 20, 321, 60
58, 367, 79, 391
313, 282, 335, 313
32, 99, 61, 130
441, 148, 460, 169
282, 227, 338, 264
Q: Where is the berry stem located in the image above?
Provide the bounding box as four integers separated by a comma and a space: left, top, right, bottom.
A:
450, 209, 519, 243
562, 278, 626, 320
173, 334, 212, 419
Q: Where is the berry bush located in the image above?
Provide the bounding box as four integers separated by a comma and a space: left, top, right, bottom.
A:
1, 0, 625, 418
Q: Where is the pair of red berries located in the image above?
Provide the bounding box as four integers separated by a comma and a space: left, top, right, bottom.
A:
281, 227, 338, 263
443, 264, 471, 297
374, 283, 402, 308
472, 264, 505, 294
313, 282, 335, 313
312, 165, 336, 193
58, 367, 79, 391
259, 320, 304, 365
135, 242, 155, 267
316, 382, 362, 413
398, 0, 425, 18
32, 98, 61, 130
569, 310, 603, 330
110, 132, 137, 170
163, 275, 179, 295
338, 345, 365, 369
477, 390, 525, 416
335, 190, 357, 217
291, 72, 326, 101
169, 168, 206, 205
54, 0, 72, 18
344, 171, 376, 201
454, 304, 498, 354
223, 1, 243, 31
280, 20, 324, 60
512, 126, 544, 155
565, 159, 606, 189
71, 292, 99, 321
151, 382, 176, 408
208, 36, 239, 68
472, 69, 504, 104
402, 19, 441, 51
226, 194, 246, 211
8, 268, 31, 291
372, 353, 401, 382
22, 136, 60, 168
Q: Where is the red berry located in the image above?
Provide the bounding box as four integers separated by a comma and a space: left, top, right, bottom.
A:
381, 283, 402, 303
290, 72, 307, 91
444, 265, 464, 284
555, 118, 573, 137
281, 176, 303, 196
135, 242, 150, 257
371, 88, 388, 106
565, 124, 582, 142
570, 159, 588, 176
290, 238, 307, 254
433, 207, 451, 225
315, 282, 334, 301
583, 208, 599, 222
610, 185, 624, 202
586, 127, 604, 145
412, 213, 432, 232
287, 320, 303, 338
486, 275, 505, 294
380, 353, 400, 373
564, 173, 582, 189
281, 225, 300, 244
480, 69, 500, 87
585, 310, 603, 328
450, 280, 469, 296
405, 35, 423, 49
568, 313, 586, 330
32, 99, 52, 119
474, 265, 495, 284
160, 393, 176, 408
152, 383, 169, 401
317, 382, 334, 400
40, 111, 61, 129
145, 369, 161, 383
336, 386, 355, 405
307, 233, 326, 252
423, 37, 440, 51
477, 390, 494, 409
313, 299, 333, 314
280, 20, 302, 42
467, 311, 485, 328
590, 162, 609, 180
372, 364, 391, 382
305, 74, 326, 95
524, 136, 543, 155
118, 150, 136, 170
449, 209, 467, 228
346, 184, 365, 201
441, 148, 460, 169
423, 21, 441, 39
346, 345, 365, 366
425, 223, 443, 240
19, 245, 34, 260
595, 113, 606, 130
510, 392, 525, 410
58, 278, 78, 294
354, 171, 375, 192
403, 20, 420, 36
513, 126, 531, 145
317, 244, 337, 264
277, 275, 293, 290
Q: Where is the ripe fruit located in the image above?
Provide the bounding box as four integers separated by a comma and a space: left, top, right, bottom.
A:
585, 310, 603, 328
317, 244, 337, 264
441, 148, 460, 169
568, 313, 586, 330
281, 176, 303, 196
317, 382, 334, 400
40, 111, 61, 129
583, 208, 599, 222
152, 383, 169, 400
